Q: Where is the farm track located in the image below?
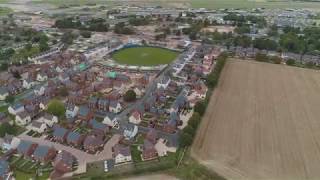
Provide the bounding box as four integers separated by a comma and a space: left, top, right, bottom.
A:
192, 59, 320, 180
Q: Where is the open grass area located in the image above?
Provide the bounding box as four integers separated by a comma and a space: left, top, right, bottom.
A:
0, 105, 8, 113
0, 7, 11, 16
112, 46, 179, 66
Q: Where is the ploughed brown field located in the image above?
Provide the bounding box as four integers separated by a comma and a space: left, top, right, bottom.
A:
192, 59, 320, 180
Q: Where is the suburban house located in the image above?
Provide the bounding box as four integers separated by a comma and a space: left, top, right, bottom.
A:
133, 86, 145, 98
129, 110, 143, 124
66, 104, 79, 119
88, 97, 98, 109
66, 131, 85, 147
157, 76, 171, 89
8, 103, 24, 115
78, 106, 94, 121
170, 90, 188, 113
112, 144, 132, 164
36, 72, 48, 82
37, 113, 58, 127
22, 78, 36, 89
142, 139, 158, 161
88, 119, 109, 135
163, 112, 179, 134
1, 134, 21, 151
0, 160, 12, 180
15, 111, 31, 126
33, 145, 57, 163
52, 151, 75, 174
58, 73, 70, 82
0, 87, 9, 101
83, 135, 104, 154
34, 86, 46, 96
0, 113, 9, 125
52, 126, 69, 143
39, 97, 50, 110
17, 140, 38, 158
123, 125, 138, 140
109, 101, 122, 114
146, 128, 157, 144
98, 98, 109, 112
29, 121, 47, 133
102, 113, 118, 128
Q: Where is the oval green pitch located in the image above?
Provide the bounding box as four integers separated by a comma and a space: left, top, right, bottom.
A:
112, 46, 179, 66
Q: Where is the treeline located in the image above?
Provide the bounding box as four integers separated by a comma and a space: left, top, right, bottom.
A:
254, 52, 319, 69
180, 53, 228, 148
114, 22, 134, 35
55, 17, 109, 32
129, 16, 151, 26
224, 13, 267, 27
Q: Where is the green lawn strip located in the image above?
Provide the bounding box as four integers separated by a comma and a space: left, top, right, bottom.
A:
131, 145, 142, 163
0, 7, 12, 16
14, 170, 34, 180
0, 105, 8, 113
112, 46, 179, 66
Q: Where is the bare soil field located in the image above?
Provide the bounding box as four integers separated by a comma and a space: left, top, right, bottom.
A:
192, 59, 320, 180
123, 174, 179, 180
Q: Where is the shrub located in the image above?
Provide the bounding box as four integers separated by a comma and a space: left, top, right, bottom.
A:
47, 99, 65, 117
255, 53, 268, 62
124, 90, 137, 102
183, 126, 196, 137
180, 132, 193, 147
194, 101, 207, 116
286, 59, 295, 66
270, 56, 282, 64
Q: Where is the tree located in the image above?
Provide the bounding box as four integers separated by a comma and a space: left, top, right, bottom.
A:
47, 99, 65, 117
179, 132, 193, 147
255, 53, 269, 62
0, 63, 8, 71
270, 56, 282, 64
194, 101, 207, 116
183, 126, 196, 137
39, 41, 49, 52
0, 123, 17, 137
286, 59, 296, 66
25, 43, 32, 51
124, 90, 137, 102
80, 31, 92, 38
206, 73, 218, 88
58, 86, 69, 97
61, 31, 77, 45
188, 112, 201, 129
12, 71, 21, 79
5, 95, 15, 104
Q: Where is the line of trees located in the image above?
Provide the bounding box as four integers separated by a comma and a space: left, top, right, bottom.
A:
180, 53, 228, 148
254, 52, 319, 69
55, 17, 110, 32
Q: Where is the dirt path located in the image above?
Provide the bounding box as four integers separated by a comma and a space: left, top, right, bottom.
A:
192, 59, 320, 180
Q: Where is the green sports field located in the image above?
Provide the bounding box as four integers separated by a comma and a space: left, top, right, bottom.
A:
112, 46, 179, 66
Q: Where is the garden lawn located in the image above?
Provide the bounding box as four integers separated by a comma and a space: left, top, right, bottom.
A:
112, 47, 179, 66
0, 7, 11, 16
0, 105, 8, 113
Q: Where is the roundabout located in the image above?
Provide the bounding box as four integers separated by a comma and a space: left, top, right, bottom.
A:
111, 46, 179, 66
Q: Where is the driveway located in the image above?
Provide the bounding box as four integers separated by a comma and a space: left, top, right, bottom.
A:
18, 134, 121, 176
